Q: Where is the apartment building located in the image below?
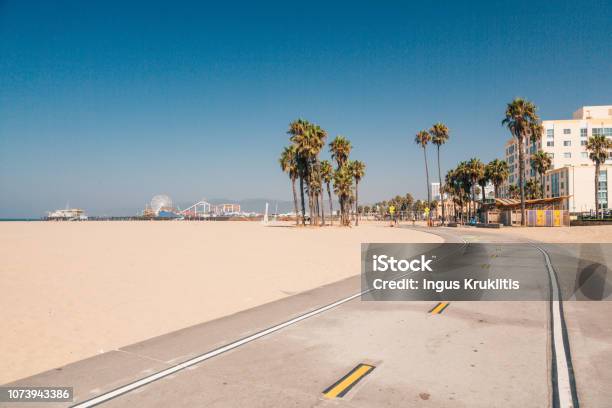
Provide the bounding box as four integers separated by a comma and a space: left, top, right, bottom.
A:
502, 105, 612, 213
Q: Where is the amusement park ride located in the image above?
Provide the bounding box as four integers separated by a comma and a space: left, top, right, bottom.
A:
142, 195, 242, 219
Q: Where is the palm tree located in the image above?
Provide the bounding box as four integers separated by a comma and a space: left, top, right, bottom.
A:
329, 135, 352, 168
309, 162, 323, 225
287, 119, 310, 225
415, 130, 432, 224
508, 184, 520, 199
320, 160, 333, 225
478, 174, 489, 202
525, 179, 541, 199
502, 98, 542, 226
453, 162, 472, 221
289, 120, 327, 225
329, 136, 353, 223
430, 123, 449, 224
333, 164, 354, 226
531, 151, 552, 198
279, 145, 299, 225
585, 134, 612, 218
467, 158, 485, 220
350, 160, 366, 226
485, 159, 510, 198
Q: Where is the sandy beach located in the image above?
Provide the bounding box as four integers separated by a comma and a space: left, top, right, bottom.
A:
463, 225, 612, 243
0, 221, 441, 384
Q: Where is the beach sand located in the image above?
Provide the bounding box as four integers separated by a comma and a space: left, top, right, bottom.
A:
462, 224, 612, 243
0, 220, 441, 383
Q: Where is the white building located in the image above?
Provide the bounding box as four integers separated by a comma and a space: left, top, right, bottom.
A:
47, 208, 87, 220
502, 105, 612, 213
431, 182, 440, 201
430, 182, 449, 202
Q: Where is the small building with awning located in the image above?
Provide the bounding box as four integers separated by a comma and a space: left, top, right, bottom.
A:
483, 195, 572, 226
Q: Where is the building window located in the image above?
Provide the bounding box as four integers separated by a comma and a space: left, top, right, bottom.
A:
581, 152, 588, 159
563, 129, 571, 134
546, 129, 554, 139
581, 140, 587, 146
563, 140, 571, 146
551, 173, 559, 197
580, 128, 587, 138
563, 152, 571, 158
593, 128, 612, 137
547, 141, 554, 147
599, 170, 608, 209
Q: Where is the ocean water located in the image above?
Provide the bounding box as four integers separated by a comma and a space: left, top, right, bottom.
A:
0, 218, 42, 221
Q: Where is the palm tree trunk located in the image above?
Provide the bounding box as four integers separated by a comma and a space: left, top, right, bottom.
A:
320, 191, 325, 226
517, 136, 527, 226
299, 176, 306, 226
291, 178, 299, 226
423, 147, 431, 224
494, 184, 499, 199
595, 163, 600, 219
327, 184, 333, 226
308, 190, 314, 225
437, 145, 445, 224
540, 173, 545, 198
473, 183, 477, 219
355, 181, 359, 226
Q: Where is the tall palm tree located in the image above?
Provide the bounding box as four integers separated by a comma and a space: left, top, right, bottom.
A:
531, 150, 552, 198
287, 119, 310, 225
329, 136, 352, 223
430, 123, 449, 224
279, 145, 300, 225
350, 160, 366, 226
329, 135, 352, 168
454, 161, 472, 221
478, 173, 489, 202
445, 169, 458, 221
586, 134, 612, 218
485, 159, 510, 198
309, 162, 323, 225
320, 160, 333, 225
289, 120, 327, 225
333, 164, 354, 226
467, 158, 485, 220
502, 98, 542, 226
415, 130, 432, 223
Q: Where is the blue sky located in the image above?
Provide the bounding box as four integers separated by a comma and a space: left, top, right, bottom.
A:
1, 0, 610, 217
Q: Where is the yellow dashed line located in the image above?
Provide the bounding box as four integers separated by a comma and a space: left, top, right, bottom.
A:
323, 364, 375, 398
429, 302, 450, 314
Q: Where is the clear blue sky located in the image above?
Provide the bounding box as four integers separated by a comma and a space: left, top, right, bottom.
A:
1, 0, 610, 217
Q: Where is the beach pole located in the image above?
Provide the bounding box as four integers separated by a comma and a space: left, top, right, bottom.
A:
263, 202, 269, 224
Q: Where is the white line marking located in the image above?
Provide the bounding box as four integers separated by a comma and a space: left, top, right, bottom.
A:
71, 290, 368, 407
73, 238, 464, 407
532, 244, 574, 408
